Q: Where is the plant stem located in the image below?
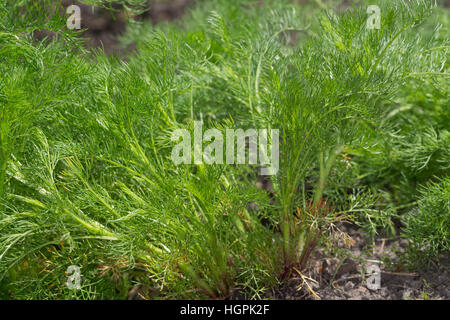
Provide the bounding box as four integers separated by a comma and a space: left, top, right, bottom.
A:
0, 156, 7, 198
313, 145, 345, 205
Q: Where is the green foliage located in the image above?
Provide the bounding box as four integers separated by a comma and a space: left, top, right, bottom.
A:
341, 3, 449, 236
0, 0, 147, 33
0, 0, 448, 299
403, 177, 450, 261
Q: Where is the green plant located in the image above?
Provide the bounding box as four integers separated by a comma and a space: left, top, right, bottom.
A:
261, 0, 445, 276
345, 3, 449, 236
0, 0, 448, 299
403, 176, 450, 261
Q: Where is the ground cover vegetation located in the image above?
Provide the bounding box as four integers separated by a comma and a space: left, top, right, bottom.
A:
0, 0, 448, 299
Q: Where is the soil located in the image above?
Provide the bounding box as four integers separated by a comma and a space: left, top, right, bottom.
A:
56, 0, 194, 54
267, 223, 449, 300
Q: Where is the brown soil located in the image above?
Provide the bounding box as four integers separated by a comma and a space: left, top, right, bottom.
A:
267, 223, 449, 300
58, 0, 194, 54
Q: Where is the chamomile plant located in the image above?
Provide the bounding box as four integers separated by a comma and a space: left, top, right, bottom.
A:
0, 0, 448, 299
